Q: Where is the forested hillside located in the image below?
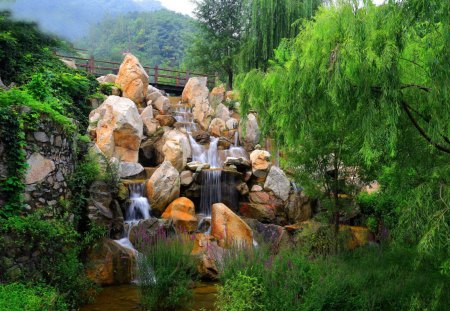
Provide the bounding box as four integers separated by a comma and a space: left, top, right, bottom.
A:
0, 0, 163, 39
78, 10, 196, 67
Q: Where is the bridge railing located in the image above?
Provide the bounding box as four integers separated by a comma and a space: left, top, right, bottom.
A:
56, 53, 217, 88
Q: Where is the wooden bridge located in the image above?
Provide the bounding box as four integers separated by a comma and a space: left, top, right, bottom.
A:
56, 53, 217, 95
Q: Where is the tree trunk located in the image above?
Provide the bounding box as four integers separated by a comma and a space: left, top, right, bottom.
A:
227, 69, 233, 90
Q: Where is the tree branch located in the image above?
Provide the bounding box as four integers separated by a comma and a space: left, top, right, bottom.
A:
401, 100, 450, 154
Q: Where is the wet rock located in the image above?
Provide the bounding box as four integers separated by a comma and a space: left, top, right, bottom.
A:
140, 105, 160, 135
191, 233, 224, 280
224, 157, 251, 169
146, 161, 180, 216
162, 140, 184, 172
116, 54, 149, 105
211, 203, 253, 248
217, 137, 232, 150
236, 182, 249, 196
186, 161, 210, 171
85, 238, 136, 286
153, 96, 171, 114
209, 84, 226, 109
192, 130, 210, 144
244, 218, 289, 252
264, 166, 291, 201
226, 117, 238, 130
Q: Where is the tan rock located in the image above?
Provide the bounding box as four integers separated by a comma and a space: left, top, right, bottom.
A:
88, 96, 143, 162
85, 238, 135, 286
182, 77, 213, 130
180, 170, 194, 186
116, 54, 149, 105
162, 140, 184, 172
191, 233, 223, 280
250, 150, 271, 178
146, 161, 180, 215
208, 118, 226, 137
239, 113, 261, 151
226, 117, 238, 130
209, 84, 226, 109
239, 203, 276, 223
215, 103, 230, 121
140, 106, 160, 135
162, 197, 198, 232
264, 166, 291, 201
153, 96, 171, 114
25, 153, 55, 184
156, 114, 176, 127
97, 74, 117, 84
211, 203, 253, 248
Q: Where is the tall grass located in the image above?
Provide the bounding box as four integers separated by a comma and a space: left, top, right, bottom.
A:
216, 243, 449, 311
136, 227, 196, 311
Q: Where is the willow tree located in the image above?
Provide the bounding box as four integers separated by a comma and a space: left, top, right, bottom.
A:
239, 0, 449, 264
239, 0, 323, 71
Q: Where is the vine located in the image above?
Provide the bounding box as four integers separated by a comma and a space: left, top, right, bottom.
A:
0, 106, 27, 218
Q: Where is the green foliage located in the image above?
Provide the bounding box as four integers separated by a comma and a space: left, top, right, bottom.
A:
357, 191, 397, 235
0, 107, 27, 217
0, 213, 96, 308
239, 0, 322, 72
187, 0, 245, 88
137, 231, 196, 311
79, 10, 196, 68
218, 243, 449, 311
238, 0, 449, 268
0, 283, 68, 311
301, 247, 449, 311
0, 10, 60, 85
216, 272, 264, 311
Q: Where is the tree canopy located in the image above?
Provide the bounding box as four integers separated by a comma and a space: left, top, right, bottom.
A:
239, 0, 449, 270
78, 10, 196, 68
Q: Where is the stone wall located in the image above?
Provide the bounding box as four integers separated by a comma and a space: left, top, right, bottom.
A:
23, 120, 75, 211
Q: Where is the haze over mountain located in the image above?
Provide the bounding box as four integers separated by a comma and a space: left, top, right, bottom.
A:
0, 0, 164, 40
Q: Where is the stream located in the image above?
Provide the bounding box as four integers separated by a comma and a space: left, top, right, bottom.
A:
81, 282, 218, 311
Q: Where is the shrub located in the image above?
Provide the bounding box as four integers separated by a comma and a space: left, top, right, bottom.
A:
0, 283, 68, 311
301, 247, 449, 311
137, 229, 196, 311
0, 213, 96, 308
216, 271, 264, 311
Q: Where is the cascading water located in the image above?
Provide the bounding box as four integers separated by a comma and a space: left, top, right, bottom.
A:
115, 182, 151, 251
199, 170, 222, 216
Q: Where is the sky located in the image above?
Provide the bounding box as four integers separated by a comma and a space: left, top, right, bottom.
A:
159, 0, 196, 17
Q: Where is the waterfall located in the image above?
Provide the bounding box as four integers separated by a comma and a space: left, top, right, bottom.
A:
189, 135, 220, 168
199, 170, 222, 216
115, 182, 151, 251
126, 183, 151, 221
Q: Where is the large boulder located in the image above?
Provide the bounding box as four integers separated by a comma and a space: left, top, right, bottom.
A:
119, 162, 144, 178
244, 219, 289, 252
208, 118, 226, 137
88, 96, 143, 163
128, 218, 169, 250
182, 77, 213, 130
264, 166, 291, 201
97, 74, 117, 84
146, 161, 180, 216
286, 192, 313, 223
250, 150, 271, 179
226, 117, 238, 130
211, 203, 253, 248
191, 233, 224, 280
153, 96, 171, 114
238, 113, 260, 151
162, 197, 198, 232
239, 202, 276, 223
85, 238, 135, 286
164, 129, 192, 164
116, 54, 149, 105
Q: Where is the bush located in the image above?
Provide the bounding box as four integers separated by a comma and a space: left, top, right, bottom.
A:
137, 229, 196, 311
216, 272, 264, 311
0, 283, 68, 311
0, 213, 96, 308
301, 247, 449, 311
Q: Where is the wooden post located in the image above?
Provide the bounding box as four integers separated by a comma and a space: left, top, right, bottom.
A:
88, 55, 95, 74
154, 65, 159, 85
176, 72, 180, 86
